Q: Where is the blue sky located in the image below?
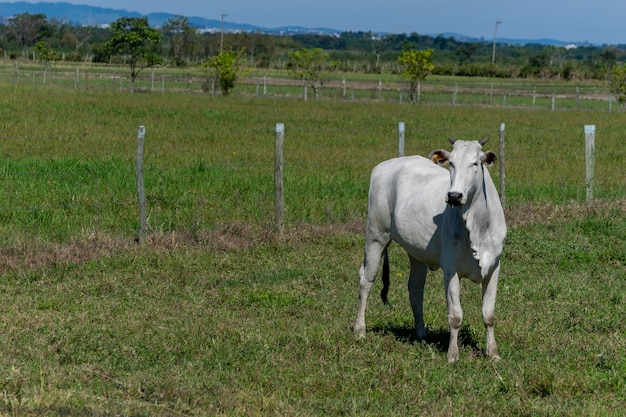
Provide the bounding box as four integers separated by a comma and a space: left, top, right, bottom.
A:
15, 1, 626, 44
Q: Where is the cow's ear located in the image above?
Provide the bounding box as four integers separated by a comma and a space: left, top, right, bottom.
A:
481, 151, 497, 166
429, 150, 450, 165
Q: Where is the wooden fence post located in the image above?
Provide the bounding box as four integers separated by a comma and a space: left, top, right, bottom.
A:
452, 83, 458, 106
136, 126, 147, 244
585, 125, 595, 203
417, 80, 421, 103
274, 123, 285, 234
499, 123, 506, 210
398, 122, 405, 157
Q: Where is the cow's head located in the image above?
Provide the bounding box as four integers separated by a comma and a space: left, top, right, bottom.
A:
429, 138, 497, 207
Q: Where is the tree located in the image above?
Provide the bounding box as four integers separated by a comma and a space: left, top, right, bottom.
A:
287, 47, 338, 99
370, 33, 393, 74
599, 46, 618, 76
398, 48, 434, 103
609, 64, 626, 108
162, 15, 198, 66
205, 47, 249, 96
8, 13, 50, 47
34, 41, 59, 70
456, 43, 479, 64
104, 17, 161, 91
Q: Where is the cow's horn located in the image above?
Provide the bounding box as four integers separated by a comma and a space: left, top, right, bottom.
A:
478, 137, 489, 146
448, 138, 457, 145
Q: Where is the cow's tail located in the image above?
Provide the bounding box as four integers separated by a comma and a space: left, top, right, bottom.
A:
380, 248, 390, 304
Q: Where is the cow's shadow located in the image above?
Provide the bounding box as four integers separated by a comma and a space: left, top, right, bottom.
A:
371, 322, 481, 355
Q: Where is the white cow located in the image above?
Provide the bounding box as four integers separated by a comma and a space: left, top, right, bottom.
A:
353, 138, 507, 362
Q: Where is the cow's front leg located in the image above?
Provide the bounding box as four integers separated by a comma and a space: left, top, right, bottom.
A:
444, 271, 462, 363
408, 259, 428, 340
482, 262, 501, 360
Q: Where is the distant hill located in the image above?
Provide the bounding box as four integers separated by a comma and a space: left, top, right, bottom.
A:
0, 1, 342, 35
0, 1, 584, 45
437, 32, 587, 48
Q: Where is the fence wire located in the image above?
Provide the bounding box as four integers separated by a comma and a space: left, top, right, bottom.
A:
0, 62, 624, 244
0, 122, 623, 245
0, 62, 621, 112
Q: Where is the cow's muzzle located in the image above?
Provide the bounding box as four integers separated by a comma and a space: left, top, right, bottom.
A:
447, 191, 464, 207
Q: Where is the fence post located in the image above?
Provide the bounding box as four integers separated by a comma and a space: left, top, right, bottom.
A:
453, 83, 457, 106
136, 126, 147, 244
417, 80, 421, 103
274, 123, 285, 234
499, 123, 506, 210
585, 125, 595, 203
398, 122, 405, 157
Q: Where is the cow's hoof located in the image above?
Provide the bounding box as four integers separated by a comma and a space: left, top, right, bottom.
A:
353, 325, 366, 340
416, 328, 428, 341
447, 349, 460, 363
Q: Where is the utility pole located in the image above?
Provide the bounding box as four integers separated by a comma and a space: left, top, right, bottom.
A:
492, 21, 501, 64
220, 13, 228, 51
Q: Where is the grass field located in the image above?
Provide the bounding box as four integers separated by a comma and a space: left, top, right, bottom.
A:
0, 69, 624, 415
0, 60, 618, 111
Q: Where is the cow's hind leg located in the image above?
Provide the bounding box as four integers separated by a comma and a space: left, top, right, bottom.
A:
354, 237, 388, 339
408, 258, 428, 340
482, 262, 501, 360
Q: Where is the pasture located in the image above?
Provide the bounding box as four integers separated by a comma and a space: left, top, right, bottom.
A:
0, 72, 624, 416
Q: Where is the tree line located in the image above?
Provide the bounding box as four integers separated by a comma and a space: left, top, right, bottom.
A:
2, 12, 626, 99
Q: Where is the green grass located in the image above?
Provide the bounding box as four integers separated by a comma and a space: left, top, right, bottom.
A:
1, 61, 617, 110
0, 70, 624, 415
1, 212, 624, 415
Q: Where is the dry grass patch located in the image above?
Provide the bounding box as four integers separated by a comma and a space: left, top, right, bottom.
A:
506, 198, 626, 226
0, 198, 622, 275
